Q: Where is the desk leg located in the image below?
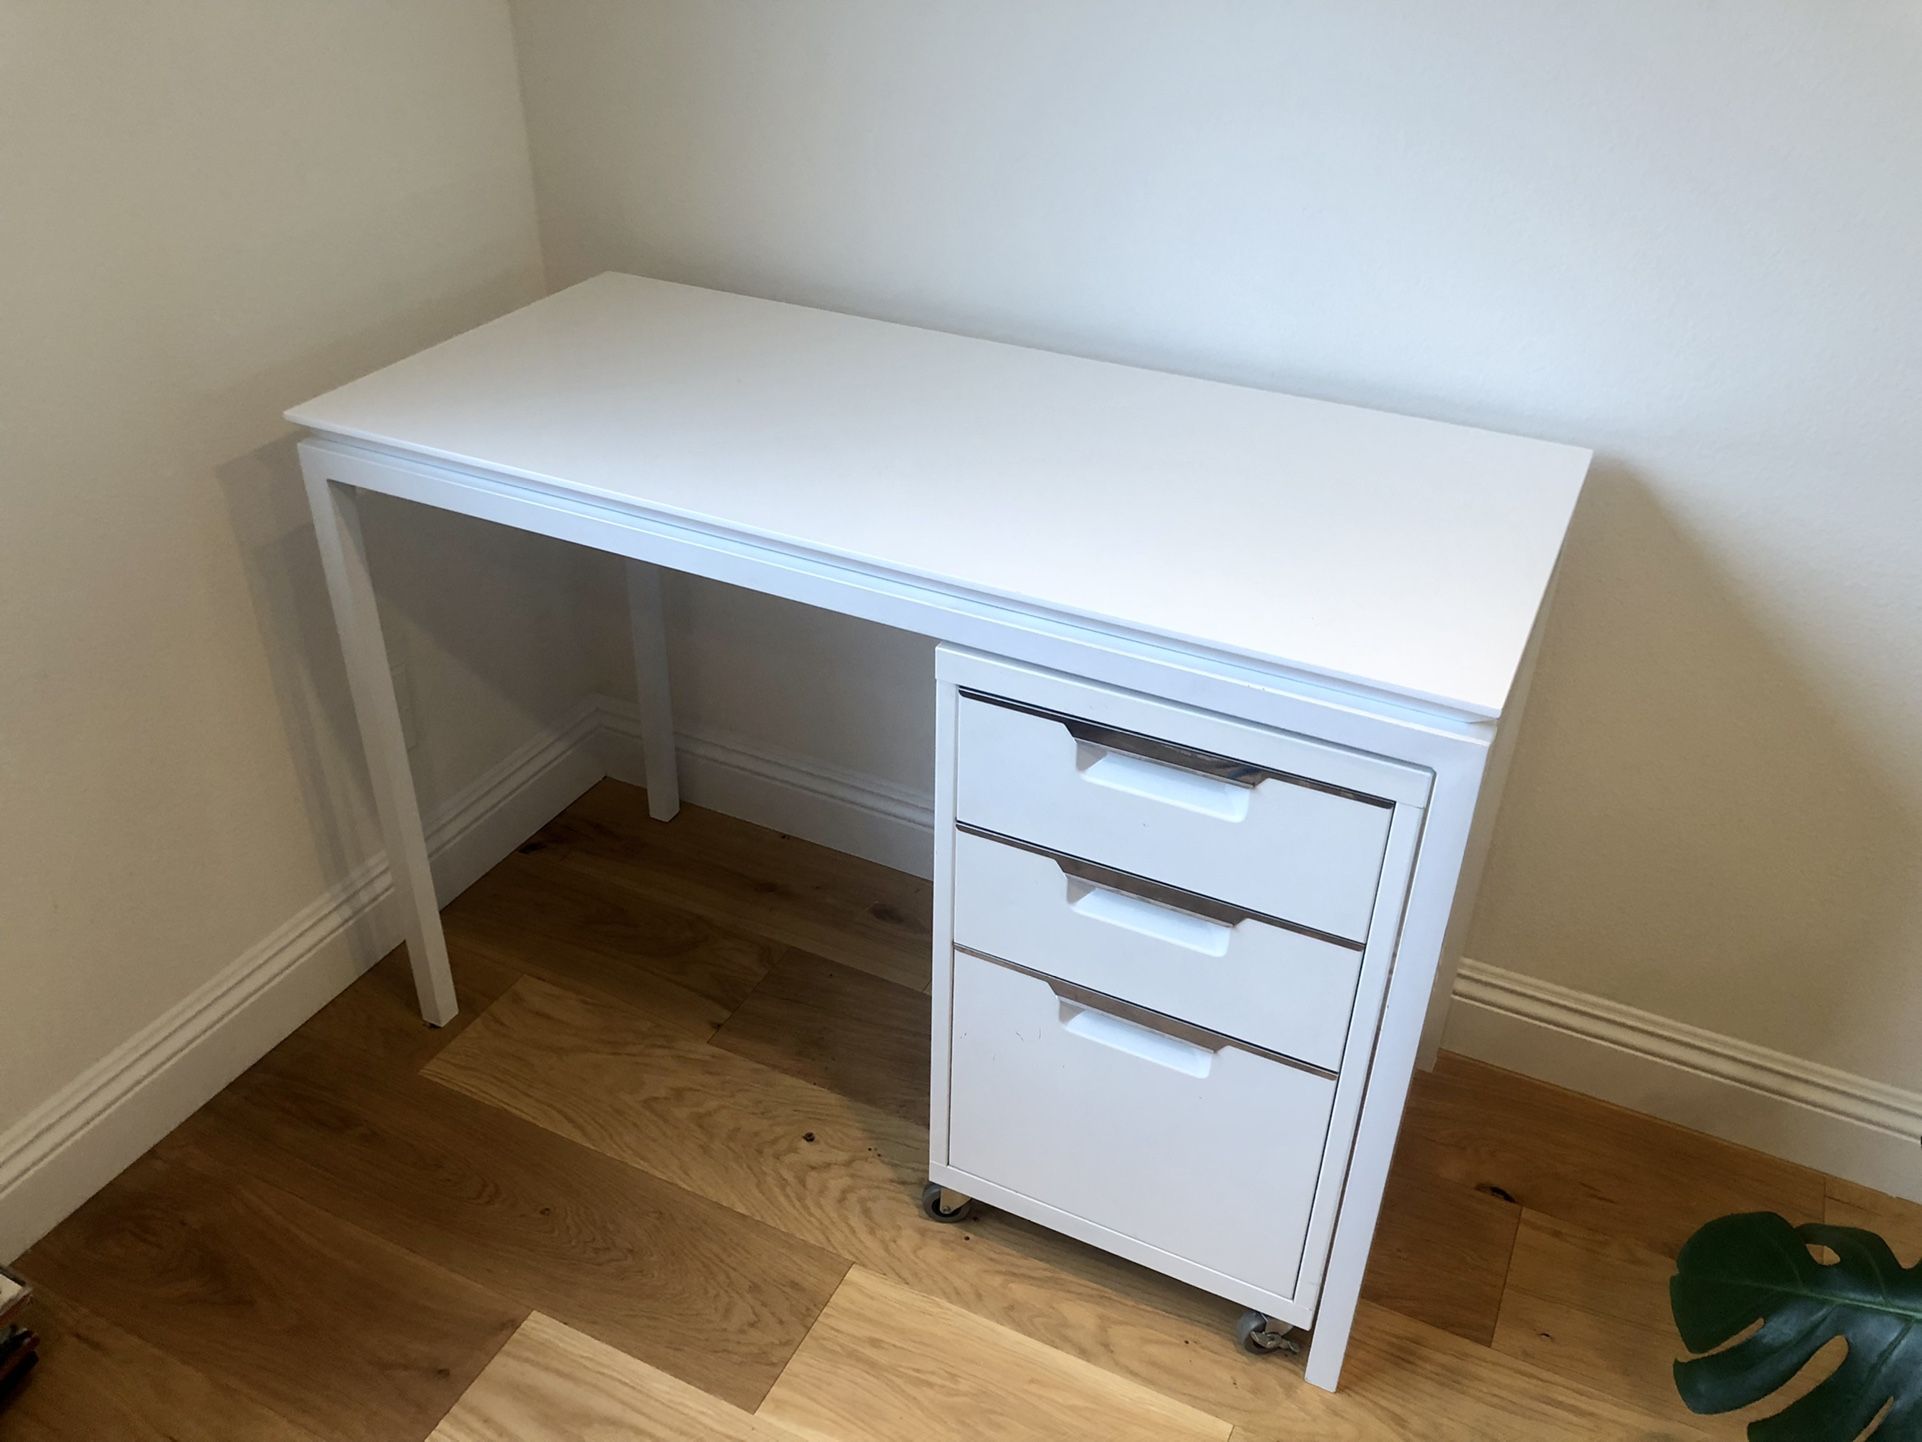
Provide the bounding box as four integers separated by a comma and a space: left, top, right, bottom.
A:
625, 559, 680, 821
304, 473, 458, 1026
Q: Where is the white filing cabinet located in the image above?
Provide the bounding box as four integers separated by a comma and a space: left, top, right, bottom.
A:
927, 647, 1432, 1347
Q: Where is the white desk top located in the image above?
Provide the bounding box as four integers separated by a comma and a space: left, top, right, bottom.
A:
289, 275, 1587, 718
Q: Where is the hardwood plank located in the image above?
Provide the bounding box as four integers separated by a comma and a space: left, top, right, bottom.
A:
425, 975, 944, 1275
711, 947, 931, 1122
425, 974, 1327, 1431
1825, 1176, 1922, 1265
446, 845, 777, 1034
1234, 1301, 1711, 1442
159, 1033, 848, 1412
276, 938, 522, 1080
1360, 1152, 1520, 1345
532, 781, 932, 989
1396, 1055, 1826, 1258
1491, 1209, 1836, 1440
760, 1267, 1231, 1442
430, 1312, 803, 1442
0, 1287, 319, 1442
19, 771, 1861, 1442
18, 1151, 521, 1442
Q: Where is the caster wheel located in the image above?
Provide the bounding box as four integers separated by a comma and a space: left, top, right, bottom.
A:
919, 1181, 976, 1223
1236, 1309, 1298, 1355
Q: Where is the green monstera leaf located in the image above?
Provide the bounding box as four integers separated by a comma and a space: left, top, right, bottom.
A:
1671, 1212, 1922, 1440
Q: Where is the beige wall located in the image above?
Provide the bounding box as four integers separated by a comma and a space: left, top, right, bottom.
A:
0, 4, 610, 1132
508, 0, 1922, 1093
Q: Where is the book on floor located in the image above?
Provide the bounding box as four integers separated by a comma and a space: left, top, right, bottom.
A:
0, 1324, 38, 1410
0, 1266, 28, 1329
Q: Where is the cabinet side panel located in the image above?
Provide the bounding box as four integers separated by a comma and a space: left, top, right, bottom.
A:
928, 653, 964, 1164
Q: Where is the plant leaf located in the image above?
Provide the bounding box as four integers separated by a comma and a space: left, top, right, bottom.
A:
1671, 1212, 1922, 1441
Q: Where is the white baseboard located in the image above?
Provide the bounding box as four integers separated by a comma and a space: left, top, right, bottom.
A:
598, 698, 936, 878
612, 705, 1920, 1205
0, 696, 607, 1261
1445, 961, 1921, 1202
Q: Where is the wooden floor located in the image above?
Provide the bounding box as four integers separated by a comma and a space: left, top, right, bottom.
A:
9, 778, 1918, 1440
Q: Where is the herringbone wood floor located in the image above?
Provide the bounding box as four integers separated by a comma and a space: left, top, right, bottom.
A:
8, 780, 1917, 1440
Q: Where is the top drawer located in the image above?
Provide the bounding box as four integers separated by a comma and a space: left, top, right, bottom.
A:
955, 694, 1393, 942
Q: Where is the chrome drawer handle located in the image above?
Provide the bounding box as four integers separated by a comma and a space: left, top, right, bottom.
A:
957, 824, 1363, 953
1054, 850, 1253, 933
957, 946, 1338, 1080
1061, 715, 1268, 790
959, 690, 1391, 808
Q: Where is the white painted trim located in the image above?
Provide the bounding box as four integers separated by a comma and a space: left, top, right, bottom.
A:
0, 697, 606, 1261
597, 698, 936, 878
1452, 961, 1922, 1140
612, 710, 1920, 1204
1447, 959, 1922, 1203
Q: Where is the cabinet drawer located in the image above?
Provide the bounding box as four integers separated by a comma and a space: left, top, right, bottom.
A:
952, 828, 1361, 1072
946, 949, 1335, 1301
955, 694, 1392, 941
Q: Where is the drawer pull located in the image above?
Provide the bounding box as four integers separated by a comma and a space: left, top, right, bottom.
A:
1075, 745, 1252, 821
1051, 856, 1244, 949
957, 823, 1363, 953
958, 946, 1339, 1080
1057, 714, 1268, 786
1061, 715, 1262, 822
1060, 1001, 1215, 1078
1067, 879, 1233, 956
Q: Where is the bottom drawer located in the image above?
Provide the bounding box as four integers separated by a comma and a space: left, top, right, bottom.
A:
946, 949, 1335, 1301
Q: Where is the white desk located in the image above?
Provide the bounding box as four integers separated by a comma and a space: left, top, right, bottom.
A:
290, 273, 1588, 1392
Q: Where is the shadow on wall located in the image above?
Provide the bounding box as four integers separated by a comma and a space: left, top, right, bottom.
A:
660, 572, 939, 792
1469, 458, 1921, 1080
212, 292, 625, 924
215, 432, 375, 911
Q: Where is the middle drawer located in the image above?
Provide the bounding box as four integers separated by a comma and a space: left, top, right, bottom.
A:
952, 827, 1363, 1072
